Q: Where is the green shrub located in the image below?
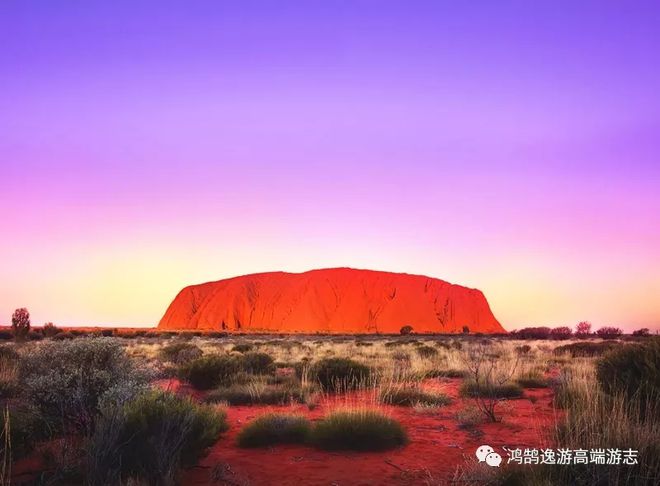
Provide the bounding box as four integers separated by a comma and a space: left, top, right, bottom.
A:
232, 343, 253, 353
553, 341, 619, 357
415, 345, 439, 358
380, 387, 451, 407
596, 339, 660, 419
20, 338, 149, 432
237, 413, 310, 448
311, 410, 408, 451
240, 352, 275, 375
160, 342, 203, 364
309, 358, 372, 392
88, 390, 227, 485
178, 355, 240, 390
459, 380, 523, 399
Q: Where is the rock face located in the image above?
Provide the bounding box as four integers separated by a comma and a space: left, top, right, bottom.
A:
158, 268, 505, 334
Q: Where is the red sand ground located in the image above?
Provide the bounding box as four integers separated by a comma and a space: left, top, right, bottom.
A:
159, 378, 560, 486
12, 378, 559, 485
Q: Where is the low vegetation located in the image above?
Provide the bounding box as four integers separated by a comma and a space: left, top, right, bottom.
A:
308, 357, 372, 392
415, 345, 438, 358
88, 390, 227, 485
459, 380, 523, 399
206, 381, 307, 406
237, 413, 311, 448
19, 338, 149, 433
178, 354, 240, 390
2, 320, 657, 485
311, 409, 408, 451
379, 385, 451, 407
596, 339, 660, 419
240, 352, 276, 375
554, 341, 619, 357
159, 341, 203, 364
515, 370, 549, 388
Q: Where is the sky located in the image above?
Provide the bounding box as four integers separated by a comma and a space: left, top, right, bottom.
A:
1, 1, 659, 331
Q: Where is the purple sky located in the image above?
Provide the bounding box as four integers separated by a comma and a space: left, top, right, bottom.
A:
1, 1, 659, 330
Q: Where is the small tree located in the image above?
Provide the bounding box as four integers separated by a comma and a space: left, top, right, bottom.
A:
461, 343, 520, 422
399, 325, 413, 336
11, 307, 30, 340
550, 326, 573, 340
596, 326, 623, 340
575, 321, 591, 338
632, 328, 650, 337
462, 325, 470, 334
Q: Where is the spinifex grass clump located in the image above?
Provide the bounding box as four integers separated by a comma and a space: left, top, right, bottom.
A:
236, 413, 311, 448
511, 361, 660, 486
379, 385, 451, 407
311, 409, 408, 451
178, 354, 240, 390
309, 357, 372, 392
596, 339, 660, 420
88, 390, 227, 485
206, 381, 308, 406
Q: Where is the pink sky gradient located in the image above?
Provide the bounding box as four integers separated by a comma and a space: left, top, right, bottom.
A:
1, 1, 659, 331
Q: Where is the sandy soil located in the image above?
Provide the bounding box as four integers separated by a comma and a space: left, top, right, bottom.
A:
11, 376, 559, 485
173, 378, 559, 486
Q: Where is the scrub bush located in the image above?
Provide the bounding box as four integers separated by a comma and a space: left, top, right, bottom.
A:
20, 338, 149, 432
178, 355, 240, 390
88, 390, 227, 485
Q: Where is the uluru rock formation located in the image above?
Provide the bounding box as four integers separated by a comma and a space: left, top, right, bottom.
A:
159, 268, 505, 334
